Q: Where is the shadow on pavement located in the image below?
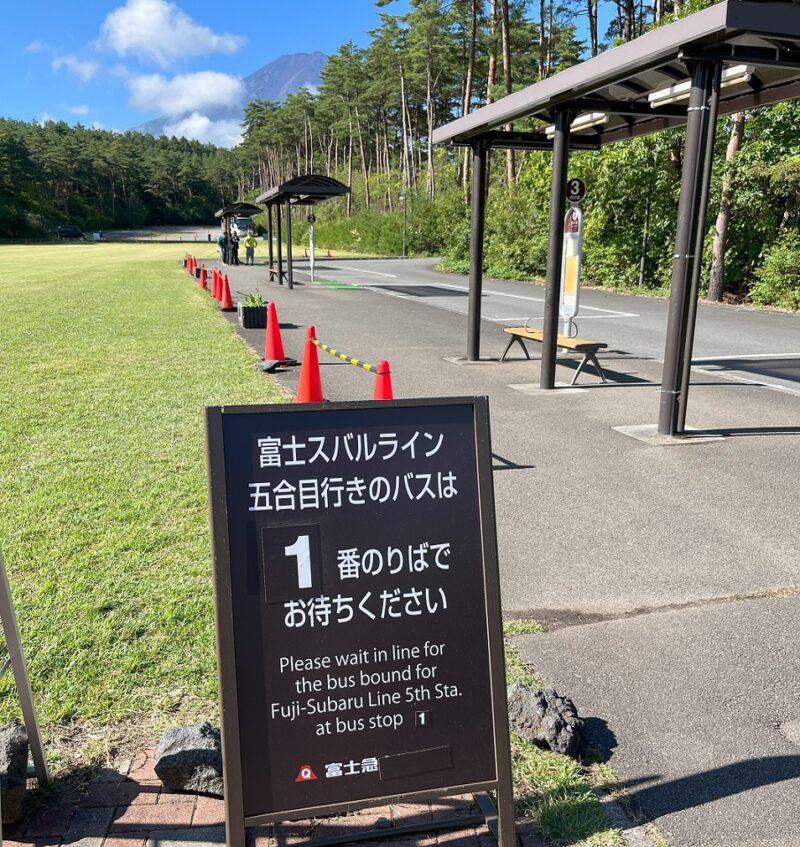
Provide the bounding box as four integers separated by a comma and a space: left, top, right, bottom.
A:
492, 452, 536, 471
693, 356, 800, 385
626, 756, 800, 820
582, 717, 618, 762
697, 426, 800, 438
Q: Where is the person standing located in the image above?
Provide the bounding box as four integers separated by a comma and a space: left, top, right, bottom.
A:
244, 231, 257, 265
230, 231, 240, 265
217, 231, 227, 264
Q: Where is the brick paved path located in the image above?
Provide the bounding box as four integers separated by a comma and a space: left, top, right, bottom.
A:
7, 751, 549, 847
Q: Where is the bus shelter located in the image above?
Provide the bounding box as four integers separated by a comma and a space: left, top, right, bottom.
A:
214, 202, 262, 242
255, 175, 350, 290
432, 0, 800, 436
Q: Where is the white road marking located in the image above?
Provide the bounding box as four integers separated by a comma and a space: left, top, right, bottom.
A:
650, 355, 800, 396
337, 266, 397, 277
420, 282, 639, 317
690, 366, 800, 396
692, 353, 800, 361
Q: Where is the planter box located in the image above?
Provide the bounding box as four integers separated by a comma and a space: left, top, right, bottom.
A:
238, 303, 268, 329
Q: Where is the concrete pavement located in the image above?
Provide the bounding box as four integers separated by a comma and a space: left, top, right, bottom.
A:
517, 596, 800, 847
215, 259, 800, 846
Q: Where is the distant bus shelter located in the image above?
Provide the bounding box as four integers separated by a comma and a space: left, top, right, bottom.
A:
215, 202, 262, 240
432, 0, 800, 436
255, 175, 350, 290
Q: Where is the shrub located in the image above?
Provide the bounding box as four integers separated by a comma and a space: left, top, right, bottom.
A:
750, 229, 800, 311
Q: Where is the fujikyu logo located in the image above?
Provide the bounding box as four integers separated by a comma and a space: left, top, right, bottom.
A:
295, 765, 317, 782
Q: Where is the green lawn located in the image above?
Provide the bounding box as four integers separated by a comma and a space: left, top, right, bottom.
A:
0, 245, 622, 843
0, 243, 283, 729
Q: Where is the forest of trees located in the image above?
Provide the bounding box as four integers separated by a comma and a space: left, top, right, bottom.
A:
3, 0, 800, 309
0, 121, 240, 236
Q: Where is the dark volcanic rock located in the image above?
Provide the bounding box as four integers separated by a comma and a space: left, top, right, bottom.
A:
154, 722, 223, 796
0, 720, 29, 823
507, 683, 586, 757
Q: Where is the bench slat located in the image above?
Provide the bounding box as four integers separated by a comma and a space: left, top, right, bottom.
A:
502, 326, 607, 352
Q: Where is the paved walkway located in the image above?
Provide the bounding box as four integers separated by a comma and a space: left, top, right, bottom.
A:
7, 751, 547, 847
209, 260, 800, 847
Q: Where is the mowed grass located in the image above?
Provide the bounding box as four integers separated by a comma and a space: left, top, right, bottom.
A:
0, 245, 621, 842
0, 243, 284, 727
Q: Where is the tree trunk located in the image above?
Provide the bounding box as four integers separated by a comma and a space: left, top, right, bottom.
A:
487, 0, 498, 101
399, 60, 411, 190
588, 0, 599, 55
347, 111, 354, 217
500, 0, 514, 187
462, 0, 478, 197
708, 112, 745, 301
355, 105, 370, 209
426, 58, 436, 197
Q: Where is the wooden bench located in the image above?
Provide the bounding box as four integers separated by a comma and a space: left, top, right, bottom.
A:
500, 326, 608, 385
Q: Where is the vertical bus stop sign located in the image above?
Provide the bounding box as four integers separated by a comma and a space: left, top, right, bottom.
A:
307, 214, 316, 282
561, 178, 586, 336
205, 398, 515, 847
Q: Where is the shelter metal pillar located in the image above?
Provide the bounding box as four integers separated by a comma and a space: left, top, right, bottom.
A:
267, 204, 274, 270
276, 202, 283, 285
285, 199, 294, 290
677, 61, 722, 432
467, 137, 488, 361
540, 109, 572, 390
658, 61, 715, 435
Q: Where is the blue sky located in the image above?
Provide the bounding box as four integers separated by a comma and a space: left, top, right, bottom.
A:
3, 0, 410, 142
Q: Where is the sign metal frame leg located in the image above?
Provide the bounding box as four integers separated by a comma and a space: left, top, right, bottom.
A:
0, 551, 49, 786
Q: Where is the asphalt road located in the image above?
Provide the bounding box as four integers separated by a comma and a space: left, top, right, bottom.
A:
221, 257, 800, 847
304, 256, 800, 395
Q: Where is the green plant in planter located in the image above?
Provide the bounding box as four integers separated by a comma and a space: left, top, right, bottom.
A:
242, 291, 266, 307
239, 290, 269, 328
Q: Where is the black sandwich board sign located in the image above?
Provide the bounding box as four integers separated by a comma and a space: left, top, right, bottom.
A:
205, 398, 515, 847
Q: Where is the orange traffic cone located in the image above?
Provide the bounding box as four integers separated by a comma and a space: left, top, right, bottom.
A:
220, 274, 235, 311
214, 269, 222, 301
373, 360, 394, 400
199, 265, 207, 289
211, 269, 219, 298
264, 302, 286, 361
295, 326, 324, 403
326, 247, 331, 257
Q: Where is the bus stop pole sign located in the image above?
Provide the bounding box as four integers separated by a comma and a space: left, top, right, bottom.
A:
307, 214, 316, 282
205, 398, 515, 847
560, 178, 586, 335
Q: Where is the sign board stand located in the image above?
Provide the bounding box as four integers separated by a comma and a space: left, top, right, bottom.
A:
0, 552, 49, 787
206, 398, 516, 847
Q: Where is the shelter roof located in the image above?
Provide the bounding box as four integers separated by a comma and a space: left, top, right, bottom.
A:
215, 202, 262, 219
432, 0, 800, 149
255, 174, 350, 206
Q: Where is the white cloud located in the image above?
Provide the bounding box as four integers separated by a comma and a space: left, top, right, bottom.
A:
52, 54, 99, 82
24, 40, 50, 54
127, 71, 244, 115
163, 113, 242, 148
36, 111, 55, 126
98, 0, 242, 67
64, 104, 90, 115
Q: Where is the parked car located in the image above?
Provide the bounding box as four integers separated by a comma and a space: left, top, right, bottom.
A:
50, 225, 86, 240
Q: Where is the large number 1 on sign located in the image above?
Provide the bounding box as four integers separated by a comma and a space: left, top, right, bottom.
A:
284, 535, 312, 589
